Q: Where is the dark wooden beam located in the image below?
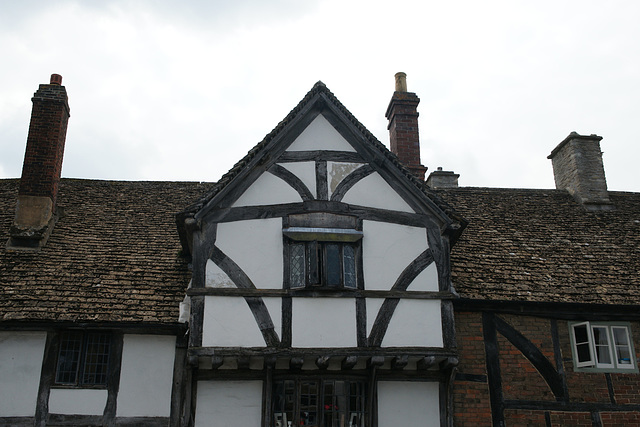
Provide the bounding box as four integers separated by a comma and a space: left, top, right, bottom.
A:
342, 356, 358, 370
391, 355, 409, 370
315, 356, 331, 370
417, 356, 436, 370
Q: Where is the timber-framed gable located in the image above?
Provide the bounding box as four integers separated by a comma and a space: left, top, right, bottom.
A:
178, 82, 462, 426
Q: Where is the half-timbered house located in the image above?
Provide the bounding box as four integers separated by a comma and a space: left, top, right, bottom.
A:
1, 73, 639, 426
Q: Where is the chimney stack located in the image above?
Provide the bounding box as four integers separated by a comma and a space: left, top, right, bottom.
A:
547, 132, 613, 211
426, 167, 459, 189
8, 74, 70, 249
386, 72, 427, 180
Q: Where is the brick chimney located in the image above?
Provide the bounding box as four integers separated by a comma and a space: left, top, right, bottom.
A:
426, 167, 459, 189
386, 72, 427, 180
547, 132, 613, 211
8, 74, 70, 249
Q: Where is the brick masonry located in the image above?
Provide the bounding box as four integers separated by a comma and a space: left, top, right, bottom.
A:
18, 80, 70, 207
454, 311, 640, 426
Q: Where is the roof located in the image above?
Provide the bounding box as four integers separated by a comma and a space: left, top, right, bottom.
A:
175, 81, 465, 251
1, 178, 209, 324
441, 187, 640, 305
1, 178, 639, 325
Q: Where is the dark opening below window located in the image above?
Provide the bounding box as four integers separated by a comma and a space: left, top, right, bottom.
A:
272, 378, 366, 427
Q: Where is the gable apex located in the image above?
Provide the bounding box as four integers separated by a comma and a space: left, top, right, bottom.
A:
176, 82, 466, 254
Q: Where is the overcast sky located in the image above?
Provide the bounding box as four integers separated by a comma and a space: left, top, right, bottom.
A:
1, 0, 639, 191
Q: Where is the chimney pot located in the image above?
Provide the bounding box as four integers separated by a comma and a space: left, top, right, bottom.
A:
395, 72, 407, 92
50, 74, 62, 85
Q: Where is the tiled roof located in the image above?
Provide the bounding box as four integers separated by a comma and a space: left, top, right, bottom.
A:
2, 178, 639, 324
1, 178, 209, 324
440, 187, 640, 305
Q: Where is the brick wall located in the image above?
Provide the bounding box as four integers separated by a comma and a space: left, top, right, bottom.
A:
453, 311, 640, 426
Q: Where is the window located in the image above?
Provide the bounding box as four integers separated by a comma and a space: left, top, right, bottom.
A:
570, 322, 636, 372
272, 378, 367, 427
289, 241, 357, 289
55, 331, 112, 387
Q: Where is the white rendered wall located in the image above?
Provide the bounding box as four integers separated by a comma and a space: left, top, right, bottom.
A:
377, 381, 440, 427
116, 335, 176, 417
232, 172, 302, 207
363, 221, 428, 291
205, 259, 235, 288
203, 296, 281, 347
215, 218, 283, 290
382, 299, 442, 347
195, 380, 263, 427
278, 161, 316, 198
49, 389, 107, 415
287, 115, 356, 152
0, 331, 46, 417
341, 172, 415, 213
292, 298, 356, 347
327, 162, 364, 195
406, 263, 439, 292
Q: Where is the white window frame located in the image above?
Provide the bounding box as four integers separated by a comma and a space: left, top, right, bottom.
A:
569, 322, 637, 372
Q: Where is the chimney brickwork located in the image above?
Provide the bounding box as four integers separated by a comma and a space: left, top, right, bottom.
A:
8, 74, 70, 249
548, 132, 613, 210
386, 72, 427, 180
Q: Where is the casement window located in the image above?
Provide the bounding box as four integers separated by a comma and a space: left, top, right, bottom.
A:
54, 331, 112, 387
569, 322, 636, 372
272, 378, 367, 427
288, 240, 358, 289
283, 213, 362, 290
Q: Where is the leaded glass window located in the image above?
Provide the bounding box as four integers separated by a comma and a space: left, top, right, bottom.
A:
55, 331, 111, 387
287, 241, 359, 289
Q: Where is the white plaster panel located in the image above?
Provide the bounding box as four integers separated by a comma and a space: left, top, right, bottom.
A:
232, 172, 302, 207
292, 298, 356, 348
382, 299, 442, 347
287, 115, 356, 152
377, 381, 440, 427
203, 296, 271, 347
340, 172, 415, 213
49, 389, 107, 415
327, 161, 364, 195
195, 380, 263, 427
116, 335, 176, 417
216, 218, 283, 290
205, 259, 235, 288
0, 331, 46, 416
406, 262, 439, 292
363, 221, 428, 291
278, 161, 316, 198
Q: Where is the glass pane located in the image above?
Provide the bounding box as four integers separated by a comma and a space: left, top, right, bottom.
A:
290, 244, 305, 288
82, 333, 111, 385
300, 381, 318, 426
55, 331, 83, 384
574, 324, 589, 344
612, 327, 633, 366
273, 381, 295, 427
592, 327, 612, 365
576, 342, 592, 363
343, 245, 356, 289
325, 244, 341, 287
